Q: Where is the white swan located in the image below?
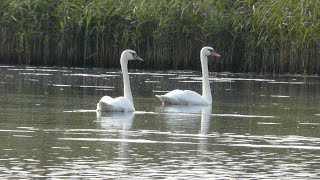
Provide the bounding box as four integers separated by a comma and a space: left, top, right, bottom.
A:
97, 49, 143, 112
156, 46, 220, 105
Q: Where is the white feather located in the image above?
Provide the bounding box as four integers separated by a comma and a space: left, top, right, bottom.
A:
156, 46, 220, 106
156, 90, 209, 105
97, 49, 142, 112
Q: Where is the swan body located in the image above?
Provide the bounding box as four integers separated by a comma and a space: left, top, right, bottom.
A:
97, 49, 143, 112
156, 90, 209, 105
156, 46, 220, 106
98, 96, 135, 112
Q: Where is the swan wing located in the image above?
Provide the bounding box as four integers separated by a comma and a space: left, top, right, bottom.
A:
97, 96, 135, 112
156, 90, 209, 105
100, 96, 113, 102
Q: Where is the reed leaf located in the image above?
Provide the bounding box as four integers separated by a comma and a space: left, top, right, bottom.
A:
0, 0, 319, 74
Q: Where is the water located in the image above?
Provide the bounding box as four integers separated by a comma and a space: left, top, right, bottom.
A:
0, 65, 319, 179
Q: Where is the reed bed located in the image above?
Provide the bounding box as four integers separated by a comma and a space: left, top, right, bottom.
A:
0, 0, 319, 74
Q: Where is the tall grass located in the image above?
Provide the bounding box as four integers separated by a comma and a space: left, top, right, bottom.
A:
0, 0, 319, 74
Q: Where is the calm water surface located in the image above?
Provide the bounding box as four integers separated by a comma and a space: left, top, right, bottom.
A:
0, 65, 319, 179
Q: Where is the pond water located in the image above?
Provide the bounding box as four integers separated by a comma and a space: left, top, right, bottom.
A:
0, 65, 319, 179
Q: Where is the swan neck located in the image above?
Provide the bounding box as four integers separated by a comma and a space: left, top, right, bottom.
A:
201, 54, 212, 104
120, 58, 133, 105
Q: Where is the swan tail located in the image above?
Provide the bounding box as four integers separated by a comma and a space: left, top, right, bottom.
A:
155, 95, 163, 103
97, 101, 116, 112
156, 95, 178, 105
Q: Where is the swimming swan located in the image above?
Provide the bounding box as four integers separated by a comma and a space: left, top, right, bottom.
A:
97, 49, 143, 112
156, 46, 220, 105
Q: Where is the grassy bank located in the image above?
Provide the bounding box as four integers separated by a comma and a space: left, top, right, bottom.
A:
0, 0, 319, 74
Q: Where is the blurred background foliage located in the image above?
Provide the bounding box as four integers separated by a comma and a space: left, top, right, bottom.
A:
0, 0, 319, 74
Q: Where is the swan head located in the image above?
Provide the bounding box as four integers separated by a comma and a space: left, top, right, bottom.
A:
201, 46, 221, 58
121, 49, 143, 62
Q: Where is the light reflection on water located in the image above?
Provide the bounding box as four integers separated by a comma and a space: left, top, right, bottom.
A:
0, 66, 319, 178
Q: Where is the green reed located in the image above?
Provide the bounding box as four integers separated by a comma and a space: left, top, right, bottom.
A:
0, 0, 319, 74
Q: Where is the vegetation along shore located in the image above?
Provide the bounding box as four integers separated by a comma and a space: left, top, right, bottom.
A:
0, 0, 319, 74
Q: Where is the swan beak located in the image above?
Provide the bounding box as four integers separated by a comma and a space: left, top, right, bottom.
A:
211, 51, 221, 58
133, 54, 144, 61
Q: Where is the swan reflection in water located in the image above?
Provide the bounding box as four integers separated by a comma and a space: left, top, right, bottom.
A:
156, 105, 212, 154
96, 111, 135, 161
96, 111, 135, 131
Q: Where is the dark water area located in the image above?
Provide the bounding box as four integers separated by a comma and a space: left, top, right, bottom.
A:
0, 65, 319, 178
